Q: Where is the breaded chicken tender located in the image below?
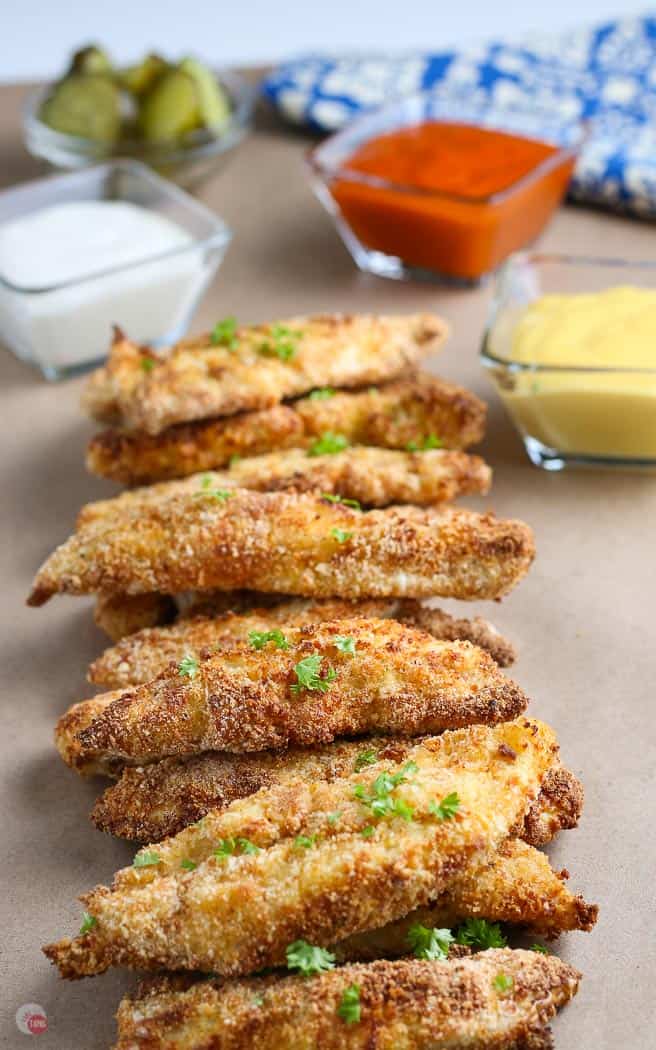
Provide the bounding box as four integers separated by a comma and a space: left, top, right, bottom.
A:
86, 373, 486, 484
81, 314, 447, 434
58, 618, 529, 774
43, 720, 558, 978
113, 950, 580, 1050
28, 491, 535, 606
88, 596, 515, 690
77, 448, 491, 528
93, 592, 177, 642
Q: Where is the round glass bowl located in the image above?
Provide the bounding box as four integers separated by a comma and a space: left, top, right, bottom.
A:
22, 69, 256, 190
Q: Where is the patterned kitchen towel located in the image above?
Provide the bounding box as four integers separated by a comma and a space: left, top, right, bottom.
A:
263, 15, 656, 217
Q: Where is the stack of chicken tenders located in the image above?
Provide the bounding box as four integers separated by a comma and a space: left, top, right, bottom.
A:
29, 313, 597, 1049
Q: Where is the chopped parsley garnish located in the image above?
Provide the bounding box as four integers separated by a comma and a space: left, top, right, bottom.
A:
211, 316, 239, 349
308, 432, 350, 456
236, 837, 261, 855
407, 923, 454, 961
321, 493, 361, 510
140, 356, 155, 372
309, 387, 336, 401
406, 433, 443, 451
331, 527, 353, 543
214, 838, 236, 859
391, 797, 415, 821
334, 635, 356, 656
228, 454, 241, 467
180, 859, 197, 871
195, 476, 232, 502
530, 943, 550, 954
178, 654, 199, 678
354, 749, 377, 772
429, 791, 461, 821
337, 984, 361, 1024
79, 912, 97, 935
327, 810, 342, 824
493, 973, 514, 995
259, 324, 302, 362
456, 918, 508, 950
360, 825, 375, 838
353, 762, 417, 820
286, 940, 336, 976
294, 834, 317, 849
252, 993, 265, 1007
291, 654, 337, 694
249, 628, 290, 651
133, 850, 160, 868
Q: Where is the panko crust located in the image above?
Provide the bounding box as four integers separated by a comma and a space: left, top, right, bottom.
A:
87, 596, 515, 690
85, 372, 486, 485
43, 720, 558, 978
62, 618, 530, 773
93, 592, 177, 643
77, 447, 492, 528
28, 490, 535, 606
81, 314, 448, 434
113, 951, 580, 1050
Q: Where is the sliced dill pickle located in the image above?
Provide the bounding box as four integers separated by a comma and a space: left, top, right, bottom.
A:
139, 69, 200, 142
179, 57, 230, 130
121, 54, 168, 96
39, 75, 121, 143
69, 45, 113, 76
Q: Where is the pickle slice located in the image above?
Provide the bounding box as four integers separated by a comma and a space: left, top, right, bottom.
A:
39, 75, 121, 143
121, 54, 168, 97
70, 45, 113, 76
138, 69, 200, 142
179, 57, 230, 130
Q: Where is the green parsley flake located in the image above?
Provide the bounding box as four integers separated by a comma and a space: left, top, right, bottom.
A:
406, 433, 444, 451
194, 477, 232, 503
429, 791, 461, 821
391, 797, 415, 821
286, 940, 336, 976
493, 973, 514, 995
354, 749, 377, 772
294, 834, 317, 849
178, 654, 199, 678
228, 454, 241, 467
259, 324, 302, 362
360, 825, 375, 838
79, 912, 97, 935
530, 943, 550, 954
407, 923, 454, 961
334, 635, 356, 656
327, 811, 342, 824
337, 983, 361, 1024
309, 387, 336, 401
214, 838, 236, 859
140, 356, 156, 372
308, 432, 350, 456
180, 859, 197, 871
291, 654, 337, 695
331, 527, 353, 543
252, 994, 265, 1007
133, 850, 160, 868
249, 629, 290, 651
211, 317, 239, 349
321, 493, 361, 510
456, 918, 508, 950
236, 838, 261, 855
353, 762, 418, 821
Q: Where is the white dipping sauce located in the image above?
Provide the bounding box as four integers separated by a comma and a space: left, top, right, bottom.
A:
0, 201, 202, 375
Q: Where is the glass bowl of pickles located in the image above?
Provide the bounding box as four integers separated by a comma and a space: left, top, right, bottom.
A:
23, 46, 256, 189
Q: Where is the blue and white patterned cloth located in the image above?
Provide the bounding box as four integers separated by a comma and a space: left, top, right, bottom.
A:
263, 15, 656, 217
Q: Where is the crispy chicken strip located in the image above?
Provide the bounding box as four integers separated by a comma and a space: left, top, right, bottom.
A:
86, 373, 486, 484
113, 950, 580, 1050
93, 592, 177, 643
77, 448, 492, 529
88, 596, 515, 690
43, 719, 557, 978
59, 618, 529, 774
28, 490, 535, 606
81, 314, 447, 434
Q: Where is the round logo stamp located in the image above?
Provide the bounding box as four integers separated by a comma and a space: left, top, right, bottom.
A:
15, 1004, 48, 1036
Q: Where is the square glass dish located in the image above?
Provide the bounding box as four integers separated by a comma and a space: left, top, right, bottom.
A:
480, 252, 656, 471
307, 92, 585, 284
0, 160, 230, 380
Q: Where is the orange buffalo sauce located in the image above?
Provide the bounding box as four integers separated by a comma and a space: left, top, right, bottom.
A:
331, 122, 575, 281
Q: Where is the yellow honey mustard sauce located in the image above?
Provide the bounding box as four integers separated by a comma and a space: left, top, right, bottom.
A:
489, 286, 656, 459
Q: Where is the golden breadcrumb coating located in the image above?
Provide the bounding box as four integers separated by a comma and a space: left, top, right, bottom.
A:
521, 765, 584, 847
60, 618, 529, 774
85, 372, 486, 485
87, 596, 515, 690
44, 720, 558, 978
93, 592, 177, 643
28, 490, 535, 606
81, 314, 447, 434
113, 950, 580, 1049
77, 447, 491, 529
